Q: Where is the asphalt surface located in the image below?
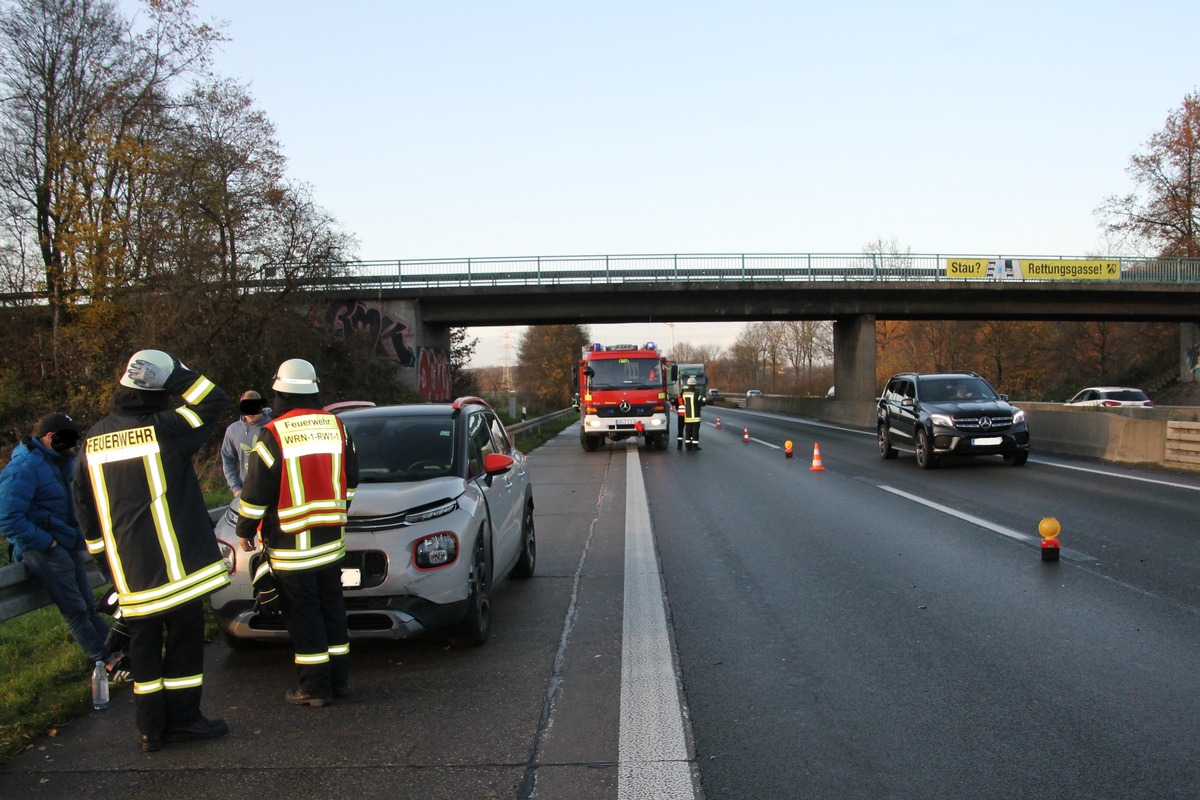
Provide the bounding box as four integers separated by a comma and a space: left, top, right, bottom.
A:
651, 407, 1200, 799
2, 409, 1199, 799
0, 430, 635, 799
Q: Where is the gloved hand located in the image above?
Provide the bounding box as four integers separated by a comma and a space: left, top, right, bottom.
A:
124, 356, 170, 389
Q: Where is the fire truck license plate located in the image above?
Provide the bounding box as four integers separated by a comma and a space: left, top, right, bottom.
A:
616, 418, 633, 425
341, 568, 361, 588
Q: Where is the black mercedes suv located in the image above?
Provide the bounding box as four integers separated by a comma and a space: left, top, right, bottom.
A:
877, 372, 1030, 468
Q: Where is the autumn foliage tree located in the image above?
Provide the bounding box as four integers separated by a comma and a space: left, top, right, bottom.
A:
0, 0, 398, 447
515, 324, 589, 411
1097, 91, 1200, 257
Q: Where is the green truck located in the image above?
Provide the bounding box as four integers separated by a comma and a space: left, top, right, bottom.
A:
672, 363, 708, 404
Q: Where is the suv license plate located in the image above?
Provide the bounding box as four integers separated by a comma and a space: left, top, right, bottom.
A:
341, 568, 362, 588
973, 436, 1002, 446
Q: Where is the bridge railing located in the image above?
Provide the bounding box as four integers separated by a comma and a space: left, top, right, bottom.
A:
286, 253, 1200, 291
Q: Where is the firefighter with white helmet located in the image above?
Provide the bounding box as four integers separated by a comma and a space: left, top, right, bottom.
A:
73, 349, 231, 752
236, 358, 359, 706
683, 376, 702, 450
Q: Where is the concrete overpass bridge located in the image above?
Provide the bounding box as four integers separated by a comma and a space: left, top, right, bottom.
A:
291, 252, 1200, 401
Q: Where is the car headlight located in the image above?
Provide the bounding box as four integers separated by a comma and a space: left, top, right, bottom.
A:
1013, 408, 1026, 425
216, 539, 237, 575
414, 532, 459, 569
930, 413, 954, 427
406, 499, 458, 523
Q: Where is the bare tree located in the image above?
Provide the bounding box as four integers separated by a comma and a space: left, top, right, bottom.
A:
780, 320, 832, 391
0, 0, 222, 363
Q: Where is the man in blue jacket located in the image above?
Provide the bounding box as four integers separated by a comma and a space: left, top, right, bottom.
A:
0, 413, 119, 672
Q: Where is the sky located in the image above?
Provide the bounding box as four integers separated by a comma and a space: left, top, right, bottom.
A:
165, 1, 1199, 366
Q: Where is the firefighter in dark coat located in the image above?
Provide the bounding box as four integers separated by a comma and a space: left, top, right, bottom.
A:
73, 350, 231, 753
683, 377, 702, 450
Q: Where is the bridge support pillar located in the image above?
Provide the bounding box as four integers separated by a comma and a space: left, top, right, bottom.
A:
1183, 322, 1200, 383
833, 315, 877, 402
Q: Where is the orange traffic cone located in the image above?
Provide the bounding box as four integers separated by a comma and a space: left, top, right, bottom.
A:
785, 440, 794, 458
715, 416, 722, 429
742, 425, 750, 443
810, 443, 824, 471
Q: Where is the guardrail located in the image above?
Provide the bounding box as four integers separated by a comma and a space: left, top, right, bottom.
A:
507, 407, 577, 438
0, 412, 579, 626
0, 508, 227, 626
276, 253, 1200, 290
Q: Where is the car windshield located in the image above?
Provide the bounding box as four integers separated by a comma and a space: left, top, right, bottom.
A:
1107, 389, 1149, 401
587, 357, 663, 389
343, 416, 456, 482
917, 377, 999, 403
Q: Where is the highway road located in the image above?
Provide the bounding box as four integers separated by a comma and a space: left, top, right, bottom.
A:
2, 408, 1198, 799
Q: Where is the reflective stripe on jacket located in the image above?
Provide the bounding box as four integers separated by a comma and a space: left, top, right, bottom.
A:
236, 408, 359, 573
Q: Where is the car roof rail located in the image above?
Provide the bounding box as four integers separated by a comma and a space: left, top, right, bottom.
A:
451, 396, 493, 416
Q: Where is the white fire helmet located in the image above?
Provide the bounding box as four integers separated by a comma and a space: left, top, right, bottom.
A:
272, 358, 320, 394
118, 349, 174, 390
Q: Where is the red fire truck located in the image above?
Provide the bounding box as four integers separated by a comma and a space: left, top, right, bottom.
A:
574, 342, 671, 451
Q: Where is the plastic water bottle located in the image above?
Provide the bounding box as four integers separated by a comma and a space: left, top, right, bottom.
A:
91, 660, 109, 710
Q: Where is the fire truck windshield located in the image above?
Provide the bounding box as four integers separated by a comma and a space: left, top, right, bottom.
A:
586, 358, 662, 390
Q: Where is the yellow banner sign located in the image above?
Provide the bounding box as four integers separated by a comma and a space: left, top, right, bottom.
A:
945, 258, 989, 278
1019, 260, 1119, 280
945, 258, 1120, 280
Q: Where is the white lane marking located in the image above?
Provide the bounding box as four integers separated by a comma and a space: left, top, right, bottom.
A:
707, 420, 780, 449
877, 484, 1038, 543
876, 483, 1097, 561
619, 444, 697, 800
1034, 459, 1200, 492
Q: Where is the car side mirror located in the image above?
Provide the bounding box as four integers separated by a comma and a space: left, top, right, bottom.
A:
901, 398, 915, 409
484, 453, 514, 476
999, 393, 1009, 401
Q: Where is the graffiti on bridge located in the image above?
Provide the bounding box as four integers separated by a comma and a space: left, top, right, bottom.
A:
328, 300, 416, 366
325, 300, 451, 400
418, 347, 452, 402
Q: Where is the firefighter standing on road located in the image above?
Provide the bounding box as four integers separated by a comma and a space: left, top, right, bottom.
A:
72, 350, 231, 753
675, 390, 687, 450
683, 377, 702, 450
236, 359, 359, 707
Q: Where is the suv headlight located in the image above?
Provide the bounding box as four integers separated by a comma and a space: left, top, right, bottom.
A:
930, 413, 954, 428
414, 532, 459, 570
1013, 408, 1026, 425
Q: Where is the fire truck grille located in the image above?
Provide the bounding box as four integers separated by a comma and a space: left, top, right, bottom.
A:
595, 405, 656, 418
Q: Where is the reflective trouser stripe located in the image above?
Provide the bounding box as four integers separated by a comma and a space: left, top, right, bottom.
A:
163, 674, 204, 691
295, 651, 330, 665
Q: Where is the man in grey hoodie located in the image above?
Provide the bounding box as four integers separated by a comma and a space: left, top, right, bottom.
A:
220, 390, 272, 503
